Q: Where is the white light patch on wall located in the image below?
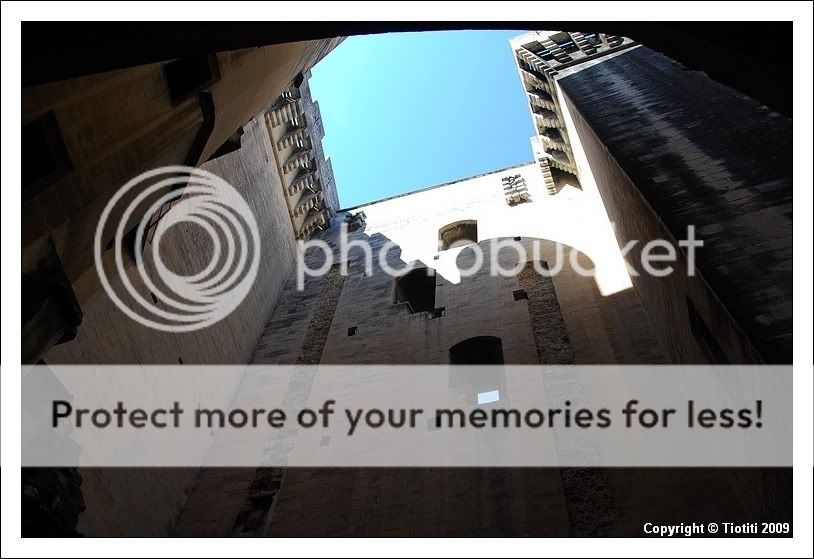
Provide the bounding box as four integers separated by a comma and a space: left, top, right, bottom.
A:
352, 156, 635, 296
477, 390, 500, 405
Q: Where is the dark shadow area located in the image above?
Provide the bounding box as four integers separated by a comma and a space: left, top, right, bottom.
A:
449, 336, 504, 365
22, 22, 792, 116
558, 46, 792, 364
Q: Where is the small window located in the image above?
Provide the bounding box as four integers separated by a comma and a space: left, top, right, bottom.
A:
22, 111, 73, 198
477, 390, 501, 405
394, 268, 436, 313
513, 290, 528, 301
347, 326, 357, 336
438, 220, 478, 251
163, 54, 220, 105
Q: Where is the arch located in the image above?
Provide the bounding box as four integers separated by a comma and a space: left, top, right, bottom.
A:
438, 219, 478, 251
449, 335, 504, 365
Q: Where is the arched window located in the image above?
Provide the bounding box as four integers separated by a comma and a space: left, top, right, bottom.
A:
449, 336, 504, 365
394, 268, 436, 313
438, 220, 478, 251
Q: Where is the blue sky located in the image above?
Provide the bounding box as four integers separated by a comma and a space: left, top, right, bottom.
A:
309, 30, 535, 209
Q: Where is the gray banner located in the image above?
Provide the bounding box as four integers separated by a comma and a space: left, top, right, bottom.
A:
22, 365, 791, 467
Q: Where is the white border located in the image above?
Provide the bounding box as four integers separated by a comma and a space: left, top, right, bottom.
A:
2, 1, 812, 557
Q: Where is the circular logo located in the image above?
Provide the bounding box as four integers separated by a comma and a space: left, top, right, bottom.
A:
94, 165, 261, 332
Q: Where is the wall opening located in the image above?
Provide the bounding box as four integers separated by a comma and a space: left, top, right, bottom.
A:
477, 390, 501, 405
438, 220, 478, 251
394, 268, 436, 313
163, 54, 220, 105
449, 336, 504, 365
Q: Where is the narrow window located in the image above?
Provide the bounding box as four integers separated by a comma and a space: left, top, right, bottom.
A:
347, 326, 357, 337
394, 268, 436, 313
438, 220, 478, 251
477, 390, 501, 405
513, 289, 528, 301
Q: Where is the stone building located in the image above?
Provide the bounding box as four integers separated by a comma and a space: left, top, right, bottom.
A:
173, 31, 792, 536
173, 157, 671, 536
22, 37, 343, 366
23, 46, 342, 537
22, 28, 792, 536
511, 30, 792, 366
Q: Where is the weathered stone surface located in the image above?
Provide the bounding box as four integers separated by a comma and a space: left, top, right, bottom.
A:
296, 264, 346, 364
173, 161, 693, 537
42, 114, 305, 537
517, 262, 575, 364
558, 46, 792, 364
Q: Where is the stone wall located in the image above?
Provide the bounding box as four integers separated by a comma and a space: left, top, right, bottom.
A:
557, 46, 792, 364
517, 261, 575, 364
22, 38, 342, 364
553, 45, 793, 528
172, 162, 701, 536
43, 114, 300, 536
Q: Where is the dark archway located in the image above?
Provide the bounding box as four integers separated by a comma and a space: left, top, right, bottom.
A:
449, 335, 504, 365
